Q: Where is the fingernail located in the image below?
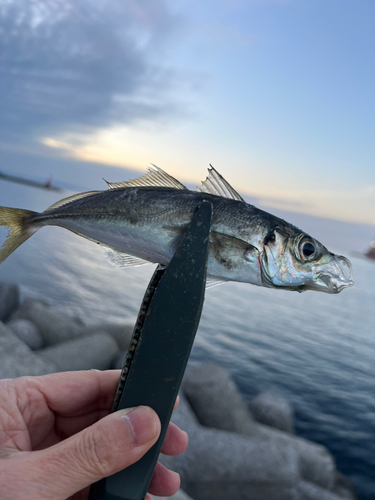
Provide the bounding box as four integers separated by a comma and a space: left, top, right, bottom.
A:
170, 470, 180, 481
121, 407, 159, 446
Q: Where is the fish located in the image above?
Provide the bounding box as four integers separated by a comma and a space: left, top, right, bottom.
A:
0, 165, 353, 293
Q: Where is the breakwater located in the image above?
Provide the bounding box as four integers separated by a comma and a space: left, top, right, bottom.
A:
0, 281, 357, 500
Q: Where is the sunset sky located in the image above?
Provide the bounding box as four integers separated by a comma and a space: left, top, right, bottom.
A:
0, 0, 374, 225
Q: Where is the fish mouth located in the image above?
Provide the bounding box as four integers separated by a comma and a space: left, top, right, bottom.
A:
260, 250, 354, 294
312, 254, 354, 294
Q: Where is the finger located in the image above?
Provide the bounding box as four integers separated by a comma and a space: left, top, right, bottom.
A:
35, 409, 110, 450
173, 395, 180, 411
29, 406, 161, 499
55, 409, 110, 440
39, 387, 182, 447
30, 370, 121, 417
148, 461, 180, 497
57, 386, 179, 440
161, 422, 188, 456
58, 387, 179, 439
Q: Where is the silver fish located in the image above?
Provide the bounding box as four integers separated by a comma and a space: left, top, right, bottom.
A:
0, 165, 353, 293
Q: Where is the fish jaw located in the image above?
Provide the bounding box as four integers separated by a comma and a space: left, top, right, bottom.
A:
309, 254, 354, 294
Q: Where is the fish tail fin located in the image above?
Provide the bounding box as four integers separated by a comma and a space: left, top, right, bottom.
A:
0, 207, 37, 264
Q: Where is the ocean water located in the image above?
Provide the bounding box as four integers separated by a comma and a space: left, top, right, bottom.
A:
0, 178, 374, 499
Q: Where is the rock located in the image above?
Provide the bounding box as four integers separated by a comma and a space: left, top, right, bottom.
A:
79, 321, 135, 351
11, 296, 49, 312
254, 423, 335, 490
6, 319, 43, 350
187, 482, 299, 500
297, 480, 354, 500
160, 394, 300, 500
38, 332, 120, 371
10, 298, 84, 346
182, 363, 335, 490
182, 363, 255, 435
249, 390, 294, 433
0, 321, 56, 378
155, 489, 194, 500
0, 282, 20, 322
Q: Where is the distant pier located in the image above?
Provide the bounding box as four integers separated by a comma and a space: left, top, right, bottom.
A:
0, 171, 62, 192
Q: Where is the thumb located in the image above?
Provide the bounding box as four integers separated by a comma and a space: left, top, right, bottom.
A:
35, 406, 160, 499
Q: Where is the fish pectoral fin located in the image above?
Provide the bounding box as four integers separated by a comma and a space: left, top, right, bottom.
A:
209, 231, 259, 272
196, 165, 245, 201
206, 277, 225, 288
210, 231, 257, 254
104, 164, 188, 191
104, 248, 152, 268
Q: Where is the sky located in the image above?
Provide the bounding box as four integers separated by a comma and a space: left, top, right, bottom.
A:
0, 0, 374, 225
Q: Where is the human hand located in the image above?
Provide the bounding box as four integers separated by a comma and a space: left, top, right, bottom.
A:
0, 370, 188, 500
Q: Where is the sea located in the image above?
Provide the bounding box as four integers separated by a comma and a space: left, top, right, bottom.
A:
0, 169, 374, 499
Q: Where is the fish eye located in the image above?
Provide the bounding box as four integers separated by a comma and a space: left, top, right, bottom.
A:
299, 239, 316, 261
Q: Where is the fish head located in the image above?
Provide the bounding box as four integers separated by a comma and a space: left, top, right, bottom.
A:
260, 228, 354, 293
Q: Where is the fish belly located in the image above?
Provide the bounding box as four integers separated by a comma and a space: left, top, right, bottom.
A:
46, 216, 177, 265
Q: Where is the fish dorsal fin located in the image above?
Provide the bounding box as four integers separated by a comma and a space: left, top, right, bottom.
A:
45, 191, 100, 211
196, 165, 244, 201
104, 164, 187, 190
104, 248, 151, 268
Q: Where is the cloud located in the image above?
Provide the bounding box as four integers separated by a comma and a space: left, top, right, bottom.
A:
0, 0, 184, 145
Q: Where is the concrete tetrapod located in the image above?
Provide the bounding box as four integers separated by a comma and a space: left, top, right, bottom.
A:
297, 481, 356, 500
10, 297, 84, 346
160, 394, 300, 500
182, 363, 335, 490
38, 332, 119, 371
0, 281, 19, 322
182, 363, 256, 435
0, 321, 56, 378
150, 489, 194, 500
79, 320, 136, 351
249, 390, 294, 433
7, 319, 43, 351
